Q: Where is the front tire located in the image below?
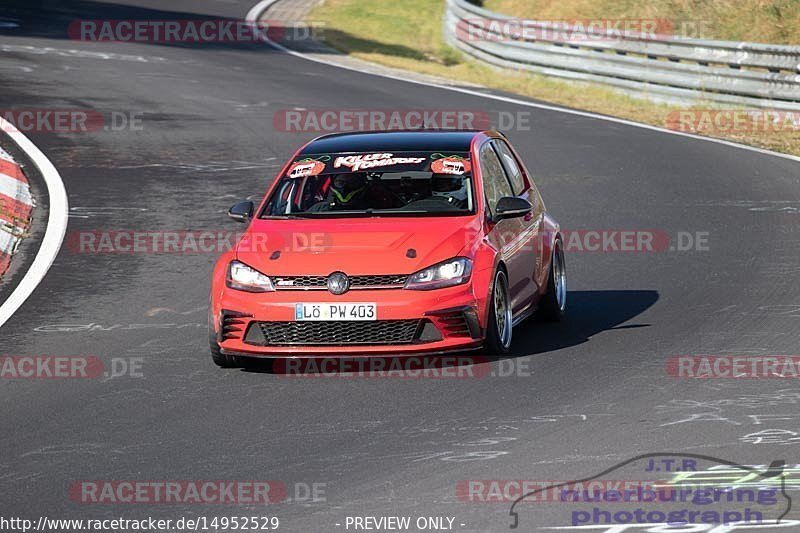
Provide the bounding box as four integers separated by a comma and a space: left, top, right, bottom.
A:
482, 269, 513, 355
210, 337, 242, 368
538, 237, 566, 321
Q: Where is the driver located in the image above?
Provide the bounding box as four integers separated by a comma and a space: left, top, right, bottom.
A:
330, 172, 368, 207
306, 172, 369, 211
431, 174, 468, 209
309, 172, 397, 211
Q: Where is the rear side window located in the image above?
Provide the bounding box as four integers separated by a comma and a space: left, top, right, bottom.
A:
479, 143, 513, 216
493, 140, 526, 195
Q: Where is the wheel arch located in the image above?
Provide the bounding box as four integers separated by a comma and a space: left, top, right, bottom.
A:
538, 214, 562, 292
481, 257, 508, 327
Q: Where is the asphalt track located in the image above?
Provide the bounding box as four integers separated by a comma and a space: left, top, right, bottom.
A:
1, 1, 800, 531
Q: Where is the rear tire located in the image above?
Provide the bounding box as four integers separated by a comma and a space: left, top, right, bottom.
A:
482, 269, 513, 355
538, 238, 566, 321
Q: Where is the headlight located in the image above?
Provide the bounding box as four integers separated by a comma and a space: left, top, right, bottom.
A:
405, 257, 472, 290
226, 261, 275, 292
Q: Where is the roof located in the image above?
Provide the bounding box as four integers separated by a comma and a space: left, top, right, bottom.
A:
299, 130, 482, 155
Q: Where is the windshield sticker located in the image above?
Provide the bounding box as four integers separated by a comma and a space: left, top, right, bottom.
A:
431, 154, 471, 175
333, 153, 426, 172
288, 156, 329, 178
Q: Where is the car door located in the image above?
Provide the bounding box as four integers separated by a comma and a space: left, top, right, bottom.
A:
492, 138, 544, 301
479, 141, 531, 314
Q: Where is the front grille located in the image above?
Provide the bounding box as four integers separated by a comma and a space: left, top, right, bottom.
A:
272, 275, 327, 289
253, 320, 422, 346
350, 275, 408, 288
272, 274, 407, 290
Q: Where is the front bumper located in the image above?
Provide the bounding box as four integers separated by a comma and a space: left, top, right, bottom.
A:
212, 283, 487, 357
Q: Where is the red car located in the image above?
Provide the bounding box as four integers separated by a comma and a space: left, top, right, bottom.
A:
209, 130, 565, 367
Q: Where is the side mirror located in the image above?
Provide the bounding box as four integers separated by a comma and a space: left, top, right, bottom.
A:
493, 196, 532, 221
228, 200, 254, 223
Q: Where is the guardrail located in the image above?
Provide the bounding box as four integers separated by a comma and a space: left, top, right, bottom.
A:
443, 0, 800, 110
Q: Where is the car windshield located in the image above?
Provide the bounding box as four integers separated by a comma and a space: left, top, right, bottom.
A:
262, 151, 474, 217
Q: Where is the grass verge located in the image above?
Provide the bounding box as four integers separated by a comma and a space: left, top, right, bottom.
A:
309, 0, 800, 157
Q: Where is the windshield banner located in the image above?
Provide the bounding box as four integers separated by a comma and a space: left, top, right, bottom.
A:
286, 152, 472, 177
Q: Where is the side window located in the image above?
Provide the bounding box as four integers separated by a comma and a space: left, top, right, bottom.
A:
479, 142, 513, 216
493, 140, 526, 195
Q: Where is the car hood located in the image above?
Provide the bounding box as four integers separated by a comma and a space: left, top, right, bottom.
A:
236, 216, 481, 275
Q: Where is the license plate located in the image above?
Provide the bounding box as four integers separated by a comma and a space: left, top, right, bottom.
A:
295, 303, 377, 321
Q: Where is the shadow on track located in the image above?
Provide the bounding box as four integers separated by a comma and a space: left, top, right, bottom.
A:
508, 289, 658, 357
308, 28, 432, 62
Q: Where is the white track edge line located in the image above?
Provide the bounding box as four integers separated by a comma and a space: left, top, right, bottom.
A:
0, 117, 69, 328
246, 0, 800, 165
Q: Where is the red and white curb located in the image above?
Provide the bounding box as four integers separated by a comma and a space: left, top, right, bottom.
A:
0, 117, 68, 328
0, 145, 34, 277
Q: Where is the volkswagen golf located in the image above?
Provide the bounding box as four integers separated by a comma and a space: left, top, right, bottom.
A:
209, 130, 565, 367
